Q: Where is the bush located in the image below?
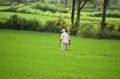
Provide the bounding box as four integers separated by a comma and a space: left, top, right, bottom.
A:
1, 3, 69, 17
0, 20, 5, 29
77, 23, 120, 39
59, 8, 69, 13
91, 11, 120, 18
2, 4, 25, 12
77, 23, 98, 38
0, 15, 68, 33
103, 22, 120, 39
5, 14, 22, 29
106, 22, 120, 32
32, 2, 68, 13
1, 14, 43, 31
43, 17, 68, 33
20, 18, 43, 31
3, 5, 18, 12
102, 28, 120, 39
32, 3, 56, 13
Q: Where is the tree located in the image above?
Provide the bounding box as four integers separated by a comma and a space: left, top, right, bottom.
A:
9, 0, 14, 5
100, 0, 109, 37
70, 0, 76, 34
73, 0, 89, 35
65, 0, 68, 6
24, 0, 27, 3
70, 0, 94, 35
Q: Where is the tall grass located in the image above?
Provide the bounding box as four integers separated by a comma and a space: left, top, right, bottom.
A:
0, 11, 120, 24
0, 12, 58, 23
0, 29, 120, 79
0, 6, 9, 10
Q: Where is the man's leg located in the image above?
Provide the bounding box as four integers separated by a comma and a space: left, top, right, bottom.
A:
65, 43, 68, 50
62, 43, 65, 50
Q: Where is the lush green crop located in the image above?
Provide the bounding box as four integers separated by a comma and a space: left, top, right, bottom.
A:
0, 6, 9, 10
0, 29, 120, 79
0, 12, 58, 23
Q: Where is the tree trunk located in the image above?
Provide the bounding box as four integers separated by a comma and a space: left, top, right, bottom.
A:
70, 0, 76, 35
24, 0, 27, 4
74, 0, 87, 35
71, 0, 75, 27
75, 2, 81, 28
65, 0, 68, 7
100, 0, 109, 37
93, 1, 97, 9
10, 0, 14, 5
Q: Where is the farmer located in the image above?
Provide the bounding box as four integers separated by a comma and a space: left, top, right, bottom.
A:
59, 29, 70, 50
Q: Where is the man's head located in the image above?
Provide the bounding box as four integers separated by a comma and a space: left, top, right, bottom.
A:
62, 29, 65, 33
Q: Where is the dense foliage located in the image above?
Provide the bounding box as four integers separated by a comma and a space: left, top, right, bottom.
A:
32, 2, 68, 13
0, 14, 42, 31
77, 22, 120, 39
0, 14, 68, 33
1, 2, 69, 13
0, 14, 120, 39
91, 11, 120, 18
43, 18, 68, 33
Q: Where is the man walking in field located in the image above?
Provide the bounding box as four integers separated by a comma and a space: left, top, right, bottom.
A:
59, 29, 70, 50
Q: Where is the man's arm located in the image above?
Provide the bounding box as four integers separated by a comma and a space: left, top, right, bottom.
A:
59, 33, 63, 45
58, 39, 62, 45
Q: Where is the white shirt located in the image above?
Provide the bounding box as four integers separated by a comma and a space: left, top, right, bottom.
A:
61, 32, 70, 43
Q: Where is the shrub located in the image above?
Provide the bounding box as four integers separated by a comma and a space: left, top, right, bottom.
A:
43, 17, 68, 33
91, 11, 120, 18
102, 28, 120, 39
0, 20, 5, 29
32, 2, 68, 13
107, 11, 120, 18
17, 7, 28, 13
96, 22, 120, 39
106, 22, 120, 32
1, 14, 43, 31
5, 14, 22, 29
77, 23, 98, 38
109, 6, 120, 11
32, 2, 56, 13
59, 8, 69, 13
77, 23, 120, 39
26, 19, 43, 31
0, 15, 69, 33
104, 22, 120, 38
2, 4, 25, 12
116, 25, 120, 32
3, 5, 18, 12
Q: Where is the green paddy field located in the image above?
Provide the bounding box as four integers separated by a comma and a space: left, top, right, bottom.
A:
0, 29, 120, 79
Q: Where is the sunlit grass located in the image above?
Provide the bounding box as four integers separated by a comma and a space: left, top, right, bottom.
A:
0, 11, 120, 25
0, 12, 58, 23
0, 6, 9, 10
0, 29, 120, 79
